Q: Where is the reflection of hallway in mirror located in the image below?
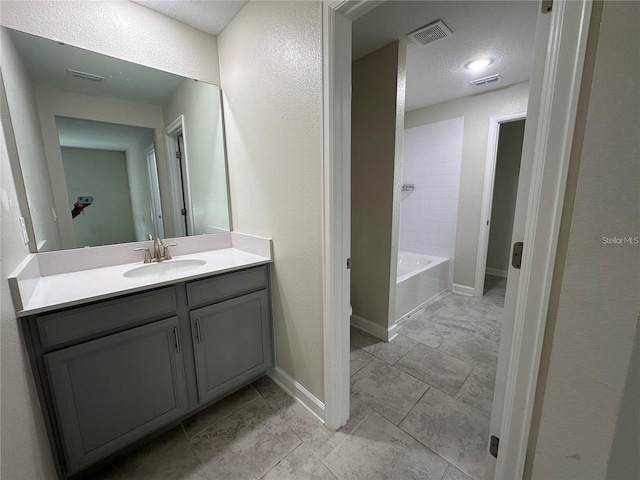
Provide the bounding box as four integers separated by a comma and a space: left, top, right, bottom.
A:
56, 117, 160, 247
61, 146, 136, 247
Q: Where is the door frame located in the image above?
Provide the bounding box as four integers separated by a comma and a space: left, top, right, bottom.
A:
144, 144, 165, 239
164, 115, 192, 237
474, 111, 527, 297
322, 0, 593, 477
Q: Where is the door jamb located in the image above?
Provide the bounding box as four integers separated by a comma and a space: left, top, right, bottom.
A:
322, 0, 593, 476
164, 115, 192, 237
474, 111, 527, 297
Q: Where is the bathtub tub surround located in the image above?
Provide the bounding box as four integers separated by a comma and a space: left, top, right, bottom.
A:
395, 251, 449, 326
351, 251, 450, 342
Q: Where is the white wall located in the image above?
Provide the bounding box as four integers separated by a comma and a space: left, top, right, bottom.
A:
0, 3, 223, 477
163, 79, 229, 234
405, 82, 529, 289
486, 119, 525, 274
1, 118, 57, 479
218, 1, 325, 399
0, 1, 220, 85
400, 117, 463, 261
61, 147, 136, 247
530, 1, 639, 477
126, 129, 156, 241
0, 28, 61, 251
351, 41, 407, 333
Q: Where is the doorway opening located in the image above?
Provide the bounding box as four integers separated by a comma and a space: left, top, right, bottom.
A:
475, 115, 527, 297
323, 0, 593, 478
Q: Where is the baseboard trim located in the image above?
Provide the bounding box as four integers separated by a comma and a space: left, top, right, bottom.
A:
452, 283, 475, 296
350, 314, 389, 341
486, 268, 508, 278
268, 366, 325, 423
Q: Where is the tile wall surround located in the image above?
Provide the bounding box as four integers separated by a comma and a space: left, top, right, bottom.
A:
400, 117, 464, 260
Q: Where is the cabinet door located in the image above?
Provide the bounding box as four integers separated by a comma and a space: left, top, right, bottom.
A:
191, 290, 272, 404
45, 317, 188, 474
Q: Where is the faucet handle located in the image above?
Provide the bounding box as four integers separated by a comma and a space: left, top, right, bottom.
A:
147, 233, 153, 241
134, 247, 153, 263
163, 243, 177, 261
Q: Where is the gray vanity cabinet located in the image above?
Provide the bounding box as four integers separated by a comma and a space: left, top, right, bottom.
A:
44, 316, 188, 473
191, 290, 271, 404
22, 264, 273, 479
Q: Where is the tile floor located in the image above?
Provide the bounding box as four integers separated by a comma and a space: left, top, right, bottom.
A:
95, 276, 505, 480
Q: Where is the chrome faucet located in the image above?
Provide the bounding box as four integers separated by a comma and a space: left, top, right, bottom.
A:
134, 235, 177, 263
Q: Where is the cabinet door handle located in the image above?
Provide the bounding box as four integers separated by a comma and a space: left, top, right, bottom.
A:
173, 327, 180, 353
195, 319, 201, 344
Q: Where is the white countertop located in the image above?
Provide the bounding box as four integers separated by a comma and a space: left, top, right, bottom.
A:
9, 233, 273, 317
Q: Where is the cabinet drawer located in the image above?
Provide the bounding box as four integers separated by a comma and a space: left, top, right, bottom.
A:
36, 287, 177, 349
186, 266, 267, 307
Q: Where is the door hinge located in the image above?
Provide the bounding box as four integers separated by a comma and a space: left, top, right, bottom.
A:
181, 208, 187, 216
346, 258, 351, 270
512, 242, 524, 269
490, 435, 499, 458
176, 150, 182, 160
541, 0, 553, 13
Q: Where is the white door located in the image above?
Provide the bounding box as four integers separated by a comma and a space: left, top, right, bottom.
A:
145, 145, 165, 239
484, 9, 552, 478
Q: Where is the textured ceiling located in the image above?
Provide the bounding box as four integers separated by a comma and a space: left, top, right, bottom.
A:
8, 29, 184, 105
57, 117, 154, 152
131, 0, 248, 36
353, 1, 538, 111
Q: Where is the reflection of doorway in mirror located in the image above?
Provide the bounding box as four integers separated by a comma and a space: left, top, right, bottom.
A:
144, 145, 165, 239
164, 115, 192, 237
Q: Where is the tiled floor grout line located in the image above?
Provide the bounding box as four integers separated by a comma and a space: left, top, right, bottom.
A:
440, 462, 453, 480
396, 385, 431, 427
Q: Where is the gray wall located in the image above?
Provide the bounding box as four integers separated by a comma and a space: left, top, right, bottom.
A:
607, 327, 639, 479
405, 82, 529, 289
125, 129, 156, 241
61, 147, 136, 247
1, 118, 57, 480
530, 0, 639, 476
486, 119, 525, 274
218, 1, 325, 399
163, 78, 229, 234
0, 28, 61, 251
351, 40, 406, 332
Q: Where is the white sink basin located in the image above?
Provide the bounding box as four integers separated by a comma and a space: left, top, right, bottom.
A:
123, 259, 206, 279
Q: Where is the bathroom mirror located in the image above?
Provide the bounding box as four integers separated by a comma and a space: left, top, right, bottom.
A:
0, 27, 231, 251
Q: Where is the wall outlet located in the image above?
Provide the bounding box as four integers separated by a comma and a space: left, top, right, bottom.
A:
18, 217, 29, 245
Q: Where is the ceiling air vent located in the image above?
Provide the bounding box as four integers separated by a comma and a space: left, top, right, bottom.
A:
68, 69, 104, 82
471, 74, 501, 86
407, 20, 453, 47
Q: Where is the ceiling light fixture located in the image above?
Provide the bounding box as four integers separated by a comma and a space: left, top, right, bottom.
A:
465, 57, 493, 72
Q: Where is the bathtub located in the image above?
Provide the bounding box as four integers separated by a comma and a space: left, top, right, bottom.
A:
394, 251, 450, 324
